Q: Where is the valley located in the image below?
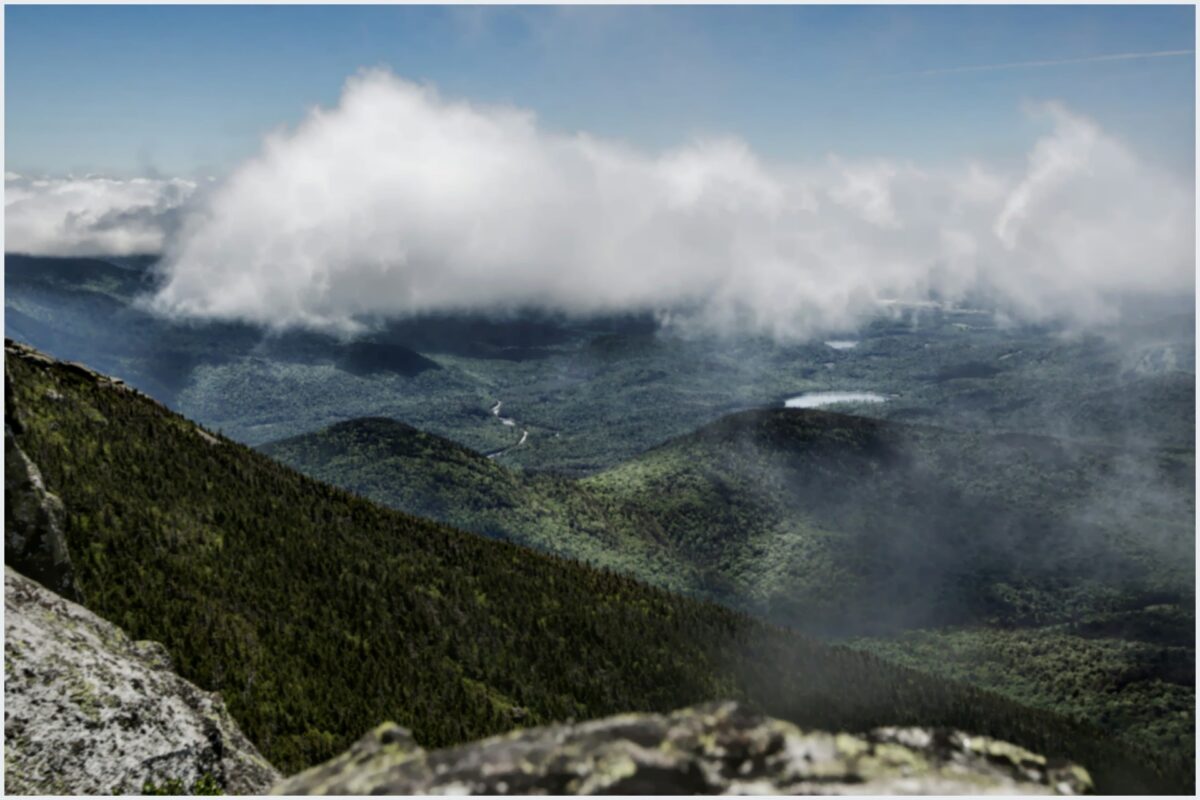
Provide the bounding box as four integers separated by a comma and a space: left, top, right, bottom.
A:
7, 256, 1194, 474
4, 254, 1196, 791
9, 341, 1192, 794
5, 8, 1194, 794
261, 406, 1195, 759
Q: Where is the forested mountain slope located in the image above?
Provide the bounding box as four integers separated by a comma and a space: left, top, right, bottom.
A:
265, 408, 1194, 633
260, 417, 698, 593
263, 407, 1195, 760
4, 339, 1190, 793
588, 408, 1194, 631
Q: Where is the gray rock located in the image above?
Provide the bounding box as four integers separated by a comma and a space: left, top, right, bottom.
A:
273, 702, 1092, 795
4, 415, 78, 602
4, 568, 280, 795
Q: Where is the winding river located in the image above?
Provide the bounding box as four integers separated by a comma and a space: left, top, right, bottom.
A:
486, 400, 529, 459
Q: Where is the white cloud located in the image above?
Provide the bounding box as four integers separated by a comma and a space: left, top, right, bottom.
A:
827, 158, 905, 229
5, 174, 197, 257
11, 70, 1193, 339
988, 103, 1194, 322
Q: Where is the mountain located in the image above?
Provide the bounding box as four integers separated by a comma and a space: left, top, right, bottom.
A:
5, 339, 1190, 793
5, 254, 261, 403
262, 408, 1195, 760
588, 408, 1194, 628
260, 416, 696, 593
9, 253, 1194, 472
4, 254, 442, 403
262, 407, 1195, 631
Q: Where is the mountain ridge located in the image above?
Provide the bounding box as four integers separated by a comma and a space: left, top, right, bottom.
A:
262, 405, 1195, 761
5, 338, 1190, 793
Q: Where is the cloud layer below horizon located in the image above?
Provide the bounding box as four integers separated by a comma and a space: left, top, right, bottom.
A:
5, 174, 197, 257
7, 70, 1194, 338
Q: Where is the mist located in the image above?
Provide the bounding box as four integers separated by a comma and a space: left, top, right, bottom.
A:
4, 173, 197, 257
5, 69, 1193, 341
141, 70, 1191, 339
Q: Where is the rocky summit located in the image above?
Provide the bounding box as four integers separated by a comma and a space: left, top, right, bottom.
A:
273, 702, 1093, 795
3, 568, 280, 795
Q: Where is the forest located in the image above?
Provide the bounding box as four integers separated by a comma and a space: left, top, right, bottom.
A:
5, 343, 1192, 793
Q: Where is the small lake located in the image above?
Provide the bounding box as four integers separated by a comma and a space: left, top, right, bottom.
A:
784, 391, 888, 409
824, 340, 859, 350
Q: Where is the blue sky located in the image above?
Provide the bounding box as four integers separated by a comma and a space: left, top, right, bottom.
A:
5, 4, 1195, 178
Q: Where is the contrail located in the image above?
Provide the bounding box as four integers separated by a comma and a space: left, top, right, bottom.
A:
893, 49, 1193, 78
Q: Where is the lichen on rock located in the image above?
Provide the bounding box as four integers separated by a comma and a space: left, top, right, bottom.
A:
272, 702, 1093, 795
3, 568, 280, 795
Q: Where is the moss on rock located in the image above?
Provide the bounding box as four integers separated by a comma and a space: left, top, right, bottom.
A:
273, 702, 1092, 795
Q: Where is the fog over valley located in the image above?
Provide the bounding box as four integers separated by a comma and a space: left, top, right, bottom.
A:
3, 5, 1194, 796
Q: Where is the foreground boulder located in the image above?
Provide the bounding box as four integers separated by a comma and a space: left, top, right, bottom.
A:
274, 702, 1092, 795
4, 568, 280, 794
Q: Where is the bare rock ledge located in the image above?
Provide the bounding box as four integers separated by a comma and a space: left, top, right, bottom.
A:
274, 701, 1092, 795
4, 568, 280, 795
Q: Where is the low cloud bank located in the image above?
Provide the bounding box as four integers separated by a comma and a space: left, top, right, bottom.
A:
11, 70, 1195, 338
5, 174, 197, 257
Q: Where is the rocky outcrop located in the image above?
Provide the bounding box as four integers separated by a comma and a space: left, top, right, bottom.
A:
273, 702, 1092, 795
4, 438, 76, 600
4, 568, 280, 795
6, 339, 134, 393
4, 368, 78, 601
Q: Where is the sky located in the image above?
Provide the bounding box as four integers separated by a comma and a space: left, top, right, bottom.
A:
5, 4, 1196, 177
3, 4, 1195, 340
